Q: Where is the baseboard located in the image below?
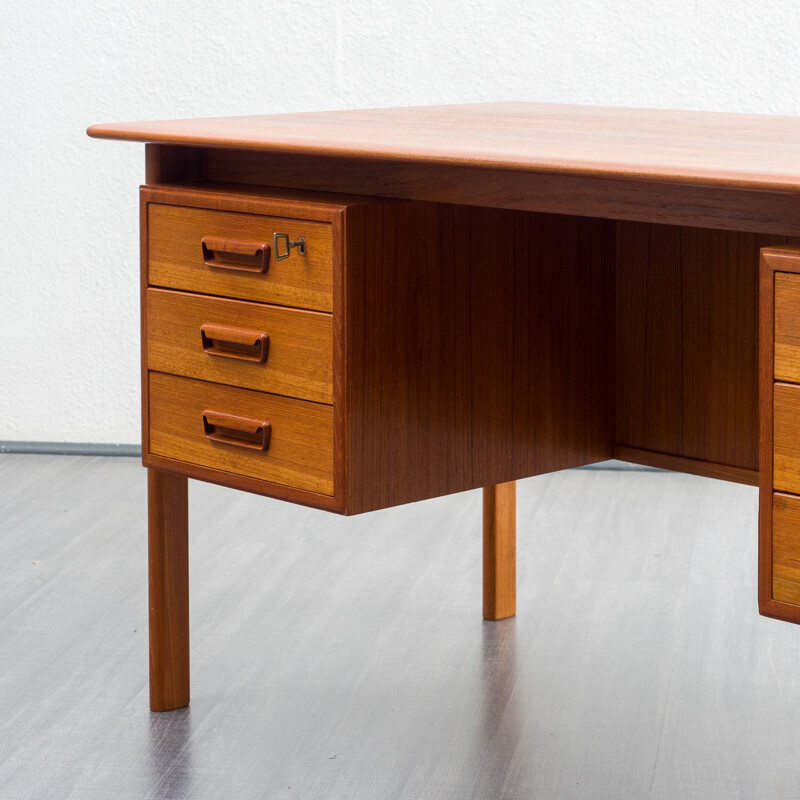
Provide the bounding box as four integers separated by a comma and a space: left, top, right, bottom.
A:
0, 441, 141, 457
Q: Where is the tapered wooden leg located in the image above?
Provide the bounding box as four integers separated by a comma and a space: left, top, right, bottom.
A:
483, 481, 516, 620
148, 469, 189, 711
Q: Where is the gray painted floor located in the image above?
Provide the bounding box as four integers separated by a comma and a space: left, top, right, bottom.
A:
0, 455, 798, 799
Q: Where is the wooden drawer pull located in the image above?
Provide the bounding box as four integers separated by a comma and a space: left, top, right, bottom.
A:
201, 236, 270, 274
202, 410, 272, 451
200, 324, 270, 363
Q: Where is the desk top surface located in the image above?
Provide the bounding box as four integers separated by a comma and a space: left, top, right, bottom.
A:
88, 101, 800, 192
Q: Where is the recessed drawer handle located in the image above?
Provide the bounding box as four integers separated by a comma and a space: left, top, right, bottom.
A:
200, 324, 270, 363
201, 236, 270, 274
202, 410, 272, 451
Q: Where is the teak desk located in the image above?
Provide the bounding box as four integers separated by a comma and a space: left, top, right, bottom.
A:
88, 102, 800, 711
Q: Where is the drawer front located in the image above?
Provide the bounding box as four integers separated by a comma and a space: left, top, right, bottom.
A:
147, 289, 333, 404
149, 373, 334, 495
775, 272, 800, 383
773, 492, 800, 604
774, 382, 800, 494
147, 203, 333, 312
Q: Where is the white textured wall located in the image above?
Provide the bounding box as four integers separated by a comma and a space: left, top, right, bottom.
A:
3, 0, 800, 443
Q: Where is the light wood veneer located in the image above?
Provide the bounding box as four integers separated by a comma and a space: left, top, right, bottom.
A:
775, 272, 800, 384
147, 201, 334, 312
149, 373, 335, 496
774, 383, 800, 495
147, 289, 333, 404
88, 102, 800, 191
759, 246, 800, 623
773, 493, 800, 605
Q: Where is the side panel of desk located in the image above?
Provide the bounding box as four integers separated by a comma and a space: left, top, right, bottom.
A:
342, 202, 615, 512
615, 224, 800, 484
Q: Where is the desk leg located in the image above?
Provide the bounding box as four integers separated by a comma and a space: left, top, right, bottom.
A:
483, 481, 516, 620
148, 469, 190, 711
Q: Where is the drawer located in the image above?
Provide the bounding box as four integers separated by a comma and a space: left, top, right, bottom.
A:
147, 289, 332, 403
773, 492, 800, 604
775, 272, 800, 383
774, 382, 800, 494
147, 203, 333, 312
149, 373, 334, 496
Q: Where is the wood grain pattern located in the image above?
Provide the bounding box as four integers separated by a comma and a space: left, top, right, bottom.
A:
147, 289, 332, 404
147, 202, 333, 312
197, 149, 800, 236
616, 224, 800, 477
148, 468, 189, 711
148, 373, 334, 496
758, 247, 800, 623
758, 248, 799, 622
482, 482, 516, 620
140, 187, 151, 465
773, 383, 800, 496
774, 271, 800, 383
343, 203, 614, 513
772, 493, 800, 604
88, 102, 800, 192
145, 143, 200, 184
142, 184, 355, 512
94, 102, 800, 235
